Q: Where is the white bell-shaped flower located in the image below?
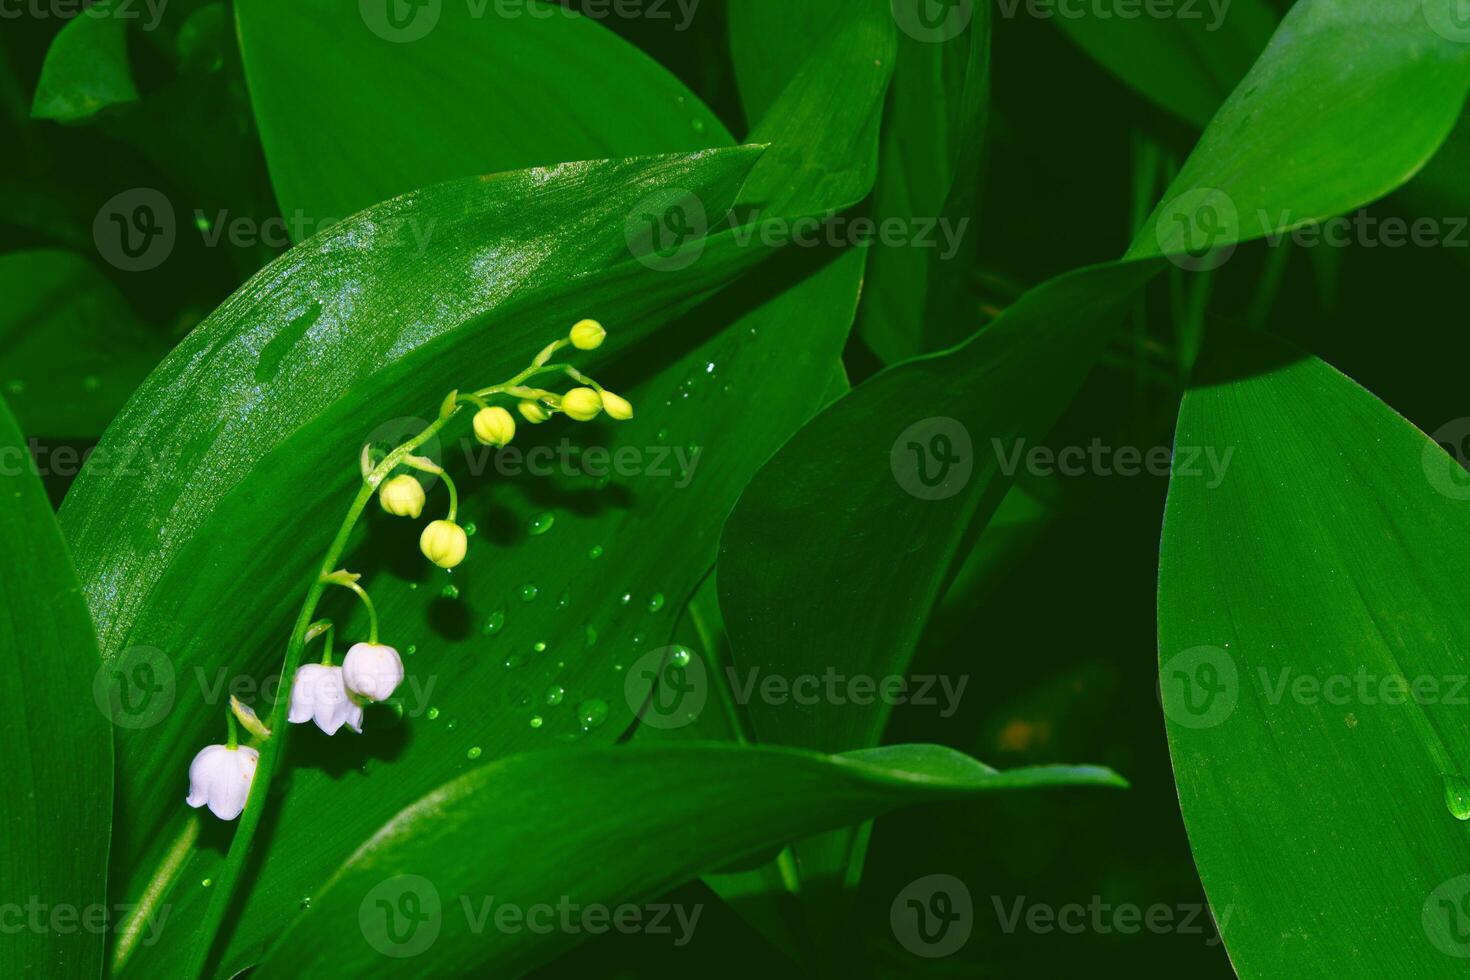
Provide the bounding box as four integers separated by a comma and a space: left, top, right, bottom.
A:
288, 664, 364, 735
342, 642, 405, 703
186, 744, 259, 821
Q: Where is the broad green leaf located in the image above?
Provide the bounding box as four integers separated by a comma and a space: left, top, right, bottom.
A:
0, 250, 171, 437
1158, 329, 1470, 976
1052, 0, 1278, 127
0, 395, 113, 978
726, 1, 846, 124
60, 149, 783, 978
720, 0, 1470, 760
102, 8, 896, 973
31, 1, 139, 122
258, 742, 1123, 977
236, 0, 729, 235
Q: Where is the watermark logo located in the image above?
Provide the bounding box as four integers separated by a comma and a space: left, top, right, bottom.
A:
1424, 0, 1470, 43
891, 874, 973, 958
891, 417, 973, 500
360, 875, 442, 957
360, 0, 441, 41
92, 646, 175, 730
1425, 875, 1470, 957
1159, 645, 1238, 729
626, 187, 708, 271
891, 0, 974, 42
625, 647, 708, 730
94, 188, 175, 272
1425, 418, 1470, 500
1156, 187, 1238, 271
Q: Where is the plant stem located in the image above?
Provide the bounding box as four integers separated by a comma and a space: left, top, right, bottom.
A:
183, 414, 453, 979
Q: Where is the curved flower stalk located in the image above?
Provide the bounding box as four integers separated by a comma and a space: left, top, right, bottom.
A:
180, 320, 632, 976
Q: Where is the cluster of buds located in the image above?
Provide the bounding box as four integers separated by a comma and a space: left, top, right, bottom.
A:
187, 320, 633, 820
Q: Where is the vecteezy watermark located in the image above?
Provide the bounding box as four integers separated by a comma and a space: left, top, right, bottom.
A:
891, 417, 974, 501
624, 648, 969, 731
1158, 645, 1239, 729
0, 0, 168, 29
94, 188, 176, 272
1425, 418, 1470, 500
357, 875, 702, 958
1423, 0, 1470, 44
1160, 643, 1470, 730
993, 438, 1235, 488
891, 0, 975, 43
460, 438, 702, 489
91, 647, 438, 730
625, 186, 709, 272
625, 189, 973, 272
891, 874, 973, 958
93, 190, 438, 271
1425, 874, 1470, 958
360, 0, 702, 43
0, 899, 170, 947
1156, 186, 1470, 270
991, 896, 1230, 946
1155, 187, 1239, 271
994, 0, 1232, 31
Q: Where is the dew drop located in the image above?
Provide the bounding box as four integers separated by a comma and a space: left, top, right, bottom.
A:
447, 719, 458, 730
503, 650, 527, 669
545, 684, 565, 706
556, 592, 570, 611
656, 428, 670, 442
528, 512, 555, 536
530, 715, 544, 729
299, 896, 312, 910
463, 522, 478, 537
427, 707, 440, 720
406, 645, 417, 656
577, 698, 609, 732
467, 746, 483, 760
533, 640, 547, 653
619, 592, 632, 606
585, 624, 598, 646
691, 118, 706, 134
441, 584, 460, 600
670, 646, 692, 667
483, 608, 506, 635
588, 544, 604, 560
520, 583, 539, 602
1445, 773, 1470, 821
201, 878, 213, 888
648, 593, 665, 613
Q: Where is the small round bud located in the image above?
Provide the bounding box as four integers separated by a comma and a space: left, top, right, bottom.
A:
600, 390, 634, 421
420, 519, 468, 568
473, 406, 516, 446
569, 318, 606, 350
518, 400, 552, 424
561, 387, 603, 422
378, 475, 425, 518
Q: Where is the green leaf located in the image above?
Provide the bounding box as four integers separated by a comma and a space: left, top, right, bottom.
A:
1052, 0, 1278, 127
720, 0, 1470, 759
257, 742, 1123, 977
60, 148, 785, 978
236, 0, 730, 236
0, 250, 171, 437
862, 1, 990, 362
0, 394, 113, 978
31, 1, 140, 122
1158, 329, 1470, 976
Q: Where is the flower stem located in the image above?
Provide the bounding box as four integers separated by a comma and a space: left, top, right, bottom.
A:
183, 413, 452, 980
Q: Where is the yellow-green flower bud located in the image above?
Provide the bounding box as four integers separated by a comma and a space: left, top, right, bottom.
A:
600, 390, 634, 420
420, 519, 468, 569
561, 387, 603, 422
473, 406, 516, 446
379, 475, 425, 518
518, 400, 552, 424
569, 318, 606, 350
